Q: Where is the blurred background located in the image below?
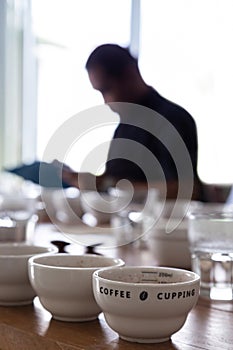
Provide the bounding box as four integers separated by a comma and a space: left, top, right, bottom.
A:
0, 0, 233, 187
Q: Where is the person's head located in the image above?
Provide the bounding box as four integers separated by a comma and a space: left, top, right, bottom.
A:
86, 44, 146, 104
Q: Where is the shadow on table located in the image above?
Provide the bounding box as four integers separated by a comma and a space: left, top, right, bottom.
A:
111, 338, 183, 350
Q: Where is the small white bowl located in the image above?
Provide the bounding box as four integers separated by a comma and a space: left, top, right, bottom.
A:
52, 187, 83, 224
93, 266, 200, 343
0, 211, 38, 243
28, 254, 124, 322
80, 191, 121, 225
0, 194, 37, 214
145, 200, 202, 268
0, 243, 58, 306
146, 218, 191, 268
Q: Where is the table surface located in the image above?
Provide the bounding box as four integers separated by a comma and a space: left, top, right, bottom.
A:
1, 223, 233, 350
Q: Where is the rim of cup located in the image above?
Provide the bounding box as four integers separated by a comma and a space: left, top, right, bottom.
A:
28, 253, 125, 270
188, 211, 233, 220
0, 243, 57, 258
93, 266, 200, 287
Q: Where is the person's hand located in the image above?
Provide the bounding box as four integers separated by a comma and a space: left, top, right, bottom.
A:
51, 159, 78, 186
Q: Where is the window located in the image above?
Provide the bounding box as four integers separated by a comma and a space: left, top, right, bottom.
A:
31, 0, 131, 171
139, 0, 233, 184
3, 0, 232, 184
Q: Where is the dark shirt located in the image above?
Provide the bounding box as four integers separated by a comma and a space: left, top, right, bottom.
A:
105, 87, 198, 183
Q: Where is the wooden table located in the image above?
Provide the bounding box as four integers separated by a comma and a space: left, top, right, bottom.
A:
0, 223, 233, 350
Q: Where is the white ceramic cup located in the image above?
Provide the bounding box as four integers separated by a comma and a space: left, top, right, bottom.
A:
52, 187, 83, 224
144, 200, 202, 268
80, 191, 118, 225
0, 243, 58, 306
0, 211, 38, 243
93, 266, 200, 343
28, 254, 124, 322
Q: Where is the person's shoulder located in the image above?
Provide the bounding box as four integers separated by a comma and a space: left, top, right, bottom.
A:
147, 88, 195, 125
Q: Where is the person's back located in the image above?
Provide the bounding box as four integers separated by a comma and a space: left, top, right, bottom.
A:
86, 44, 201, 199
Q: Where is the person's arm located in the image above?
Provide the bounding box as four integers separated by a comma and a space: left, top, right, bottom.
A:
60, 165, 116, 192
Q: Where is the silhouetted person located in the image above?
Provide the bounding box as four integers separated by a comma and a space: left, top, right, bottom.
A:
8, 44, 203, 200
64, 44, 202, 199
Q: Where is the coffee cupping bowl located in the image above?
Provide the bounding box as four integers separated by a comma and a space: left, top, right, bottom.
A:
0, 243, 58, 306
93, 266, 200, 343
28, 254, 124, 322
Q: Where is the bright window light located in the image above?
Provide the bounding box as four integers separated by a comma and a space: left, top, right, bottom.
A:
31, 0, 131, 171
31, 0, 233, 184
139, 0, 233, 184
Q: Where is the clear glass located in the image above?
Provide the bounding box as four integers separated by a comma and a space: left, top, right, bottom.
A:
188, 212, 233, 300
